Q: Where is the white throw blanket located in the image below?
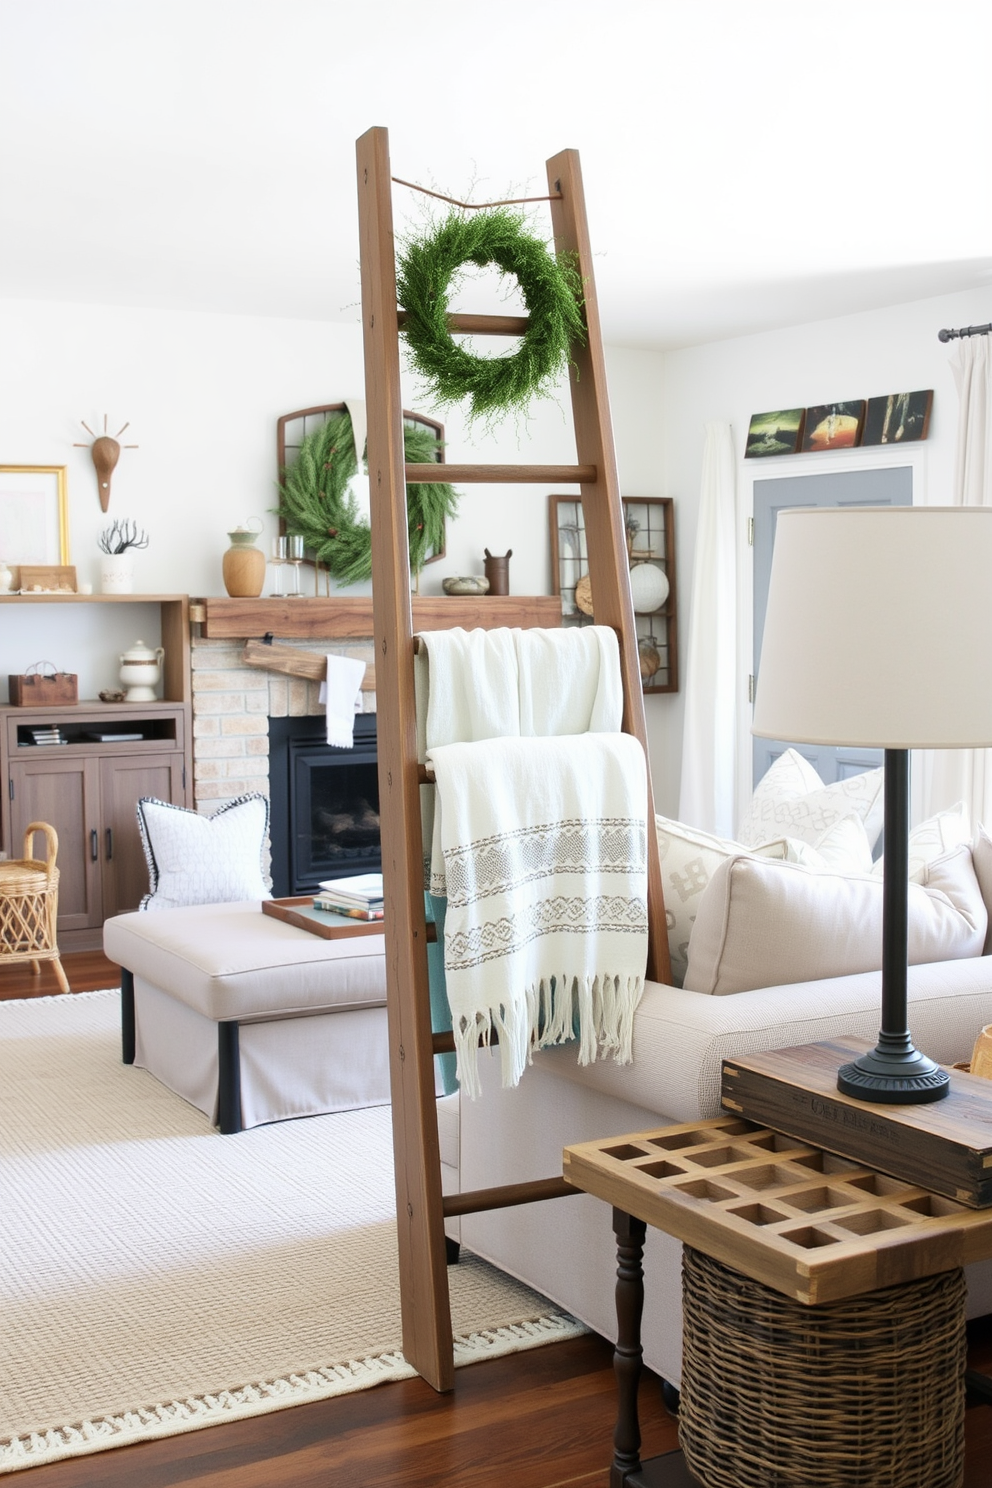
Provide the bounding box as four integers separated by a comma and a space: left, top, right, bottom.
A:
416, 625, 625, 892
319, 655, 367, 747
426, 731, 649, 1097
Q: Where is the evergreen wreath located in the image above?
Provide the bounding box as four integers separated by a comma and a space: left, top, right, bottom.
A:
396, 207, 585, 420
277, 408, 458, 584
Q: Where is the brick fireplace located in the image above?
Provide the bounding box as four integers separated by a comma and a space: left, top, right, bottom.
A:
189, 628, 376, 889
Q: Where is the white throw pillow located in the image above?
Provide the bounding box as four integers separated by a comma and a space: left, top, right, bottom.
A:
871, 802, 970, 883
683, 843, 987, 996
789, 814, 874, 875
656, 815, 796, 986
738, 749, 884, 854
137, 794, 271, 911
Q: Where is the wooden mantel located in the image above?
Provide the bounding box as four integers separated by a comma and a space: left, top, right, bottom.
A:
189, 595, 563, 639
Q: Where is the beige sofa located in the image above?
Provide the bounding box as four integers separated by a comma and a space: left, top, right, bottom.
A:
450, 865, 992, 1390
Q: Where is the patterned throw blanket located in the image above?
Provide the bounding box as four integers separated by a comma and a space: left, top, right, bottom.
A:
426, 732, 649, 1097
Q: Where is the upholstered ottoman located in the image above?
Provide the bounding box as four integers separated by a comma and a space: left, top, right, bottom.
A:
103, 901, 390, 1133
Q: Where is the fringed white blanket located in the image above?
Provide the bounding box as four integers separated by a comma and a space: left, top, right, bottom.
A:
426, 732, 649, 1097
416, 625, 625, 893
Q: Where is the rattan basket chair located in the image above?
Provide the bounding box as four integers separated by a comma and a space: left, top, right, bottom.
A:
0, 821, 69, 992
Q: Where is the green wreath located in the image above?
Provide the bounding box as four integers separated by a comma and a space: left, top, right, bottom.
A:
277, 408, 458, 584
396, 207, 585, 420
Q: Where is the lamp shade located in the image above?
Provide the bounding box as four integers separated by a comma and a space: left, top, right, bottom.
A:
753, 506, 992, 749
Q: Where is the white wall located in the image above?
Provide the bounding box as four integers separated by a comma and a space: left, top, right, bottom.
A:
0, 299, 670, 705
658, 284, 992, 815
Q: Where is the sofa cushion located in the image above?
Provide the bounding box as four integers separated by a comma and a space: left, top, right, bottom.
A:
656, 813, 872, 986
137, 794, 271, 910
737, 749, 884, 853
684, 844, 988, 996
656, 816, 784, 987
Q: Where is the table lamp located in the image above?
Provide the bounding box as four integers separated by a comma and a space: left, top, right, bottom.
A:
752, 506, 992, 1104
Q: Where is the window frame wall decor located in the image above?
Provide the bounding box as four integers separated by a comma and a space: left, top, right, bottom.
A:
549, 493, 678, 694
276, 404, 447, 592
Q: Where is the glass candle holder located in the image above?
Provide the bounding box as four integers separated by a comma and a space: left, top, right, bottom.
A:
287, 534, 304, 597
270, 535, 287, 596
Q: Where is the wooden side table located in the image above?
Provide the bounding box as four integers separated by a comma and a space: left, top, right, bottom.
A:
564, 1114, 992, 1488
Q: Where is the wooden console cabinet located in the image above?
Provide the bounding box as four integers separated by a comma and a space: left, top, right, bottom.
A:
1, 594, 192, 950
1, 703, 190, 948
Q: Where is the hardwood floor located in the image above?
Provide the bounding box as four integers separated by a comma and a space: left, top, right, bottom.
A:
0, 948, 121, 998
5, 952, 992, 1486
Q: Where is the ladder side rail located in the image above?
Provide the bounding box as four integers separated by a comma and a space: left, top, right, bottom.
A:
547, 149, 672, 986
357, 124, 455, 1394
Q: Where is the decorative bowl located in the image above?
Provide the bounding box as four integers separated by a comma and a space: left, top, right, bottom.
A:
442, 575, 490, 596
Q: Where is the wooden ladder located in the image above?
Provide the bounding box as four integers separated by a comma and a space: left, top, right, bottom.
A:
356, 125, 671, 1393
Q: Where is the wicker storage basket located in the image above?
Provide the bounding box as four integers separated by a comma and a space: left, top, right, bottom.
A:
679, 1245, 966, 1488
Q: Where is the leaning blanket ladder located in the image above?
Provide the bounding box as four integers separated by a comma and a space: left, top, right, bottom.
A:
356, 125, 672, 1392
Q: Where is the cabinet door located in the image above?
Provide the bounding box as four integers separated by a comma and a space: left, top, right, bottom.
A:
100, 753, 185, 919
8, 756, 102, 931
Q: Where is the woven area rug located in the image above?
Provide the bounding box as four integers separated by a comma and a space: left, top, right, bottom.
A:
0, 990, 584, 1472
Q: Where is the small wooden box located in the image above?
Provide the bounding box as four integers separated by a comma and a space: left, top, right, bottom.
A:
721, 1037, 992, 1208
8, 671, 79, 706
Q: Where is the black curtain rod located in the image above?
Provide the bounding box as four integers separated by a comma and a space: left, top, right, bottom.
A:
938, 321, 992, 342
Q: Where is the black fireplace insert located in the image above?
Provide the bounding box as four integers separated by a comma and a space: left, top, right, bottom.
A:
268, 713, 380, 897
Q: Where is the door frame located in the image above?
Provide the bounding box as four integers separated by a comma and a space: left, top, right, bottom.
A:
736, 442, 930, 827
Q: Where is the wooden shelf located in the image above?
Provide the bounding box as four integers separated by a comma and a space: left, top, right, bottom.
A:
191, 595, 563, 639
0, 593, 187, 603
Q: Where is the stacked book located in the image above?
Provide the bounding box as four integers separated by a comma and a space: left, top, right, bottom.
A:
313, 872, 384, 921
29, 726, 68, 746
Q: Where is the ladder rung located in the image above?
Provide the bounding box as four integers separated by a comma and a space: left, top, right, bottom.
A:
442, 1176, 580, 1217
397, 311, 529, 337
418, 762, 435, 784
405, 463, 596, 485
432, 1030, 454, 1055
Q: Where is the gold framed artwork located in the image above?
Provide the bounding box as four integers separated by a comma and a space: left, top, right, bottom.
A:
0, 466, 69, 569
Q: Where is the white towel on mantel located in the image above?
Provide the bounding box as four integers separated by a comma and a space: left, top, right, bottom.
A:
426, 732, 649, 1097
415, 625, 625, 890
319, 655, 366, 747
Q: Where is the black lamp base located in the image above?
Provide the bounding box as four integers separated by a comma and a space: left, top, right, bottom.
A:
837, 1045, 950, 1105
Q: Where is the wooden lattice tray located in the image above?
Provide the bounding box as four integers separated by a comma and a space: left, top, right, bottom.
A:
563, 1115, 992, 1305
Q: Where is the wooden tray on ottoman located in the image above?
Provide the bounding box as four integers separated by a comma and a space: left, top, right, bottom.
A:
721, 1036, 992, 1208
262, 896, 386, 940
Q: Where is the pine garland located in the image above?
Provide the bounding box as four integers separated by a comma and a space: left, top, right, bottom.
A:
277, 409, 459, 584
396, 208, 585, 420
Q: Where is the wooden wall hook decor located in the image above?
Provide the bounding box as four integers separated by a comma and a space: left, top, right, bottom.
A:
74, 415, 139, 510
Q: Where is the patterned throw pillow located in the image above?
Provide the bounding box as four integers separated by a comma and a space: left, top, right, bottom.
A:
737, 749, 885, 854
136, 794, 271, 911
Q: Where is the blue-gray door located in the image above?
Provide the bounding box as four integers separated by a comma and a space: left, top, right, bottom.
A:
752, 465, 913, 787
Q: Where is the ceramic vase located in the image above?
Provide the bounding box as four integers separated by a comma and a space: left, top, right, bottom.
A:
223, 527, 266, 598
101, 551, 134, 594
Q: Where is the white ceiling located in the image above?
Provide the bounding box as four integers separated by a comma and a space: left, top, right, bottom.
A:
1, 0, 990, 351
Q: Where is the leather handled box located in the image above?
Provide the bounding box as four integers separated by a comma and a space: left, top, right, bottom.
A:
8, 664, 79, 706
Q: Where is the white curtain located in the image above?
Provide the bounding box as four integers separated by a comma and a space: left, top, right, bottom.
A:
678, 422, 738, 835
928, 335, 992, 830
